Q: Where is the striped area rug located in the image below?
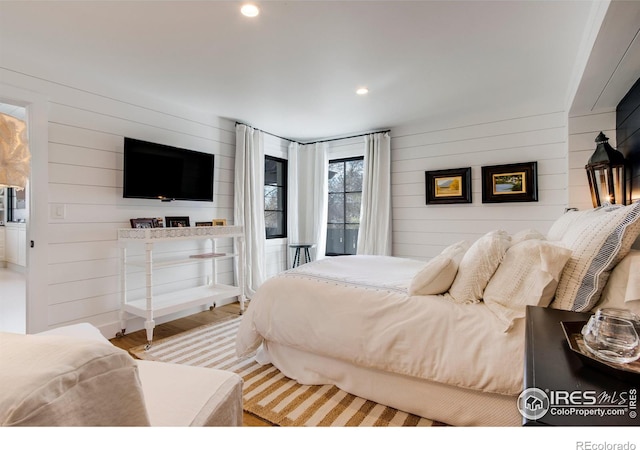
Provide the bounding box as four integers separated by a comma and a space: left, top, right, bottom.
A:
130, 315, 436, 427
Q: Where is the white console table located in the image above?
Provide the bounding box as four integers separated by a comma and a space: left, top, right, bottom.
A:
117, 226, 245, 348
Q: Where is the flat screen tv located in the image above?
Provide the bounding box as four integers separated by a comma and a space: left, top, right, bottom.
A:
123, 137, 214, 202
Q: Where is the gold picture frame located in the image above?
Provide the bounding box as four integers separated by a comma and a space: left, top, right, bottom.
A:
481, 162, 538, 203
425, 168, 472, 204
212, 219, 227, 226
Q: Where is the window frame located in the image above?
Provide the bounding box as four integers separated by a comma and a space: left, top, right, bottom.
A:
264, 155, 288, 240
326, 156, 364, 256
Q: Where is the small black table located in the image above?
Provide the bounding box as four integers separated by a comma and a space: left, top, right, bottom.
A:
289, 243, 316, 268
523, 305, 638, 426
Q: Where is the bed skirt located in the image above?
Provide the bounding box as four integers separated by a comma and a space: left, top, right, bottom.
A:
260, 340, 521, 427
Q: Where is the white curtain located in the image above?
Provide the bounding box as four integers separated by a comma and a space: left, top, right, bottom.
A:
234, 124, 266, 297
357, 132, 392, 255
288, 141, 329, 260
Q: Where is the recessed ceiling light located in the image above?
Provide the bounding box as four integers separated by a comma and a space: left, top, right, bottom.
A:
241, 3, 260, 17
356, 87, 369, 95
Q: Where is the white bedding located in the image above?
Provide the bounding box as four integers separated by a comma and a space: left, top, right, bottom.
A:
236, 255, 525, 397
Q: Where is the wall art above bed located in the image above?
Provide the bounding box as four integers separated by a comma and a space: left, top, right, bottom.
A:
481, 161, 538, 203
425, 167, 472, 205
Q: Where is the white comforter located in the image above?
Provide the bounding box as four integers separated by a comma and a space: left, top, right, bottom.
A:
236, 255, 525, 396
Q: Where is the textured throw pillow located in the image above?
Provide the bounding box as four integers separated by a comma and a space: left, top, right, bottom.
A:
546, 207, 616, 241
447, 230, 511, 304
408, 240, 470, 296
511, 229, 546, 247
550, 202, 640, 312
484, 239, 572, 331
547, 209, 596, 241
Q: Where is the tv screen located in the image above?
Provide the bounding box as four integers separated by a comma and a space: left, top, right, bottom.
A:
123, 137, 214, 202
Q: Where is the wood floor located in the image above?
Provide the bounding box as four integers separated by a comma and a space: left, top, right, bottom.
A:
109, 302, 272, 427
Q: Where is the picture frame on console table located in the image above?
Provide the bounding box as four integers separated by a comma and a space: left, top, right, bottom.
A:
212, 219, 227, 226
130, 218, 157, 229
481, 161, 538, 203
425, 167, 472, 205
165, 216, 190, 227
195, 221, 213, 227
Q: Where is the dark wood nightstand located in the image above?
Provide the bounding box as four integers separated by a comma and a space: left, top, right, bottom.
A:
523, 305, 638, 426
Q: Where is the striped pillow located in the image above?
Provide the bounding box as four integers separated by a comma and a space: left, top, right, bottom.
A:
550, 202, 640, 312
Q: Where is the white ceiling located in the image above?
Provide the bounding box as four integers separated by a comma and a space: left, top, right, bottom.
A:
0, 1, 636, 142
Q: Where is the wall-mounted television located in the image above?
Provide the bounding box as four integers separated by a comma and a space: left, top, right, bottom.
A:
123, 137, 215, 202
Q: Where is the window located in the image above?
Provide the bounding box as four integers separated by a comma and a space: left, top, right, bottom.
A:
264, 156, 287, 239
326, 157, 364, 256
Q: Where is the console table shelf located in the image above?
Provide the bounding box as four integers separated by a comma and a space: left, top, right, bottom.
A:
117, 226, 245, 349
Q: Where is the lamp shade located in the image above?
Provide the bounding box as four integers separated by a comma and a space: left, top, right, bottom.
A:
0, 112, 30, 190
585, 132, 627, 208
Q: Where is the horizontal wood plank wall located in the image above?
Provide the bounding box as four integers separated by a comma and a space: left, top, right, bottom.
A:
568, 110, 617, 211
390, 112, 569, 261
1, 69, 236, 337
616, 76, 640, 203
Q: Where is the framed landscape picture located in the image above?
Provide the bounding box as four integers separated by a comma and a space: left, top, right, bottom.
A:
481, 161, 538, 203
425, 167, 472, 204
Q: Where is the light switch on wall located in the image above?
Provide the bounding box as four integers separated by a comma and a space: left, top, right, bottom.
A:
51, 204, 66, 219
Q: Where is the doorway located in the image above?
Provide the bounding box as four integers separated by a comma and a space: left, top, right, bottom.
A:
0, 102, 27, 333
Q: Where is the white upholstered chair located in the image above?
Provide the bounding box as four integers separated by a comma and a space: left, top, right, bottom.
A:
0, 323, 243, 426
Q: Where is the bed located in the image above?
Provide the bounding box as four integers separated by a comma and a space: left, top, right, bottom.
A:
235, 202, 640, 426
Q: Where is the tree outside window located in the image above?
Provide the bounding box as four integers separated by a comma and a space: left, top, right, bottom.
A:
264, 156, 287, 239
326, 157, 363, 256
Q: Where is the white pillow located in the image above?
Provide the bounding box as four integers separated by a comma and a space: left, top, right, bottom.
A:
550, 202, 640, 312
594, 249, 640, 315
484, 239, 572, 331
547, 209, 593, 241
511, 229, 546, 246
447, 230, 511, 304
408, 240, 469, 296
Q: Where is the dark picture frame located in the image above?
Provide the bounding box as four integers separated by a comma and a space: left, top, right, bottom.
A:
165, 216, 191, 227
481, 161, 538, 203
195, 221, 213, 227
425, 167, 472, 204
130, 218, 156, 229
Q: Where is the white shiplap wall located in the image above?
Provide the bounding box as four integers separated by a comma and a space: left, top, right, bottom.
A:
1, 69, 237, 337
390, 111, 570, 261
568, 110, 617, 211
2, 65, 587, 335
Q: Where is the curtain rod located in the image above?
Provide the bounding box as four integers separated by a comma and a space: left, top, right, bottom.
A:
304, 130, 391, 145
235, 122, 390, 145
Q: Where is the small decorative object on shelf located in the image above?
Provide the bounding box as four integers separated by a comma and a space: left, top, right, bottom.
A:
196, 221, 213, 227
130, 218, 157, 228
213, 219, 227, 226
165, 216, 190, 227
